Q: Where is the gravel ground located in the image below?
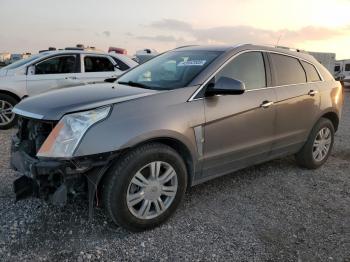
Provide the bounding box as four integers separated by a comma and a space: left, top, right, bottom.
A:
0, 93, 349, 262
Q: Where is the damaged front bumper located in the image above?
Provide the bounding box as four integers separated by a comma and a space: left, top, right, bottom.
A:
11, 134, 118, 212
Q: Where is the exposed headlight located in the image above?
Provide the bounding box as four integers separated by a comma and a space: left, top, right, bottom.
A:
37, 106, 111, 158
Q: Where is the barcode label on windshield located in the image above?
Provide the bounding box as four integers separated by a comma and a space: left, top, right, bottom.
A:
178, 60, 207, 66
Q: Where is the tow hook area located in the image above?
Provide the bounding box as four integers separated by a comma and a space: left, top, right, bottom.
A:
51, 184, 68, 206
13, 175, 38, 201
13, 175, 68, 206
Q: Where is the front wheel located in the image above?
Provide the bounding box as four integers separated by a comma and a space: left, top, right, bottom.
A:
295, 118, 335, 169
102, 143, 187, 231
0, 94, 18, 130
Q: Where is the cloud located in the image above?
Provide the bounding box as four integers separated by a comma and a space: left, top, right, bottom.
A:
149, 19, 192, 32
142, 19, 348, 46
136, 35, 182, 42
279, 26, 343, 42
102, 30, 111, 37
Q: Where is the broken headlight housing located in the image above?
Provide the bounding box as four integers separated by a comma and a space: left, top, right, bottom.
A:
37, 106, 111, 158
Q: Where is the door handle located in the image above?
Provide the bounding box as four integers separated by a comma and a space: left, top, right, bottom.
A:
260, 101, 274, 108
65, 76, 78, 80
308, 90, 318, 96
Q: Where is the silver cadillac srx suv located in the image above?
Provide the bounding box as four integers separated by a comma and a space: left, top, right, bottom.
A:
10, 44, 343, 231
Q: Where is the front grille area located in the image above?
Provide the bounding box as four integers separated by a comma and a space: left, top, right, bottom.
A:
16, 117, 57, 157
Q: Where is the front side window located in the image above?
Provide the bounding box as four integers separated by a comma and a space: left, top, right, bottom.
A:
345, 64, 350, 71
84, 56, 115, 72
334, 65, 340, 72
35, 55, 77, 75
216, 51, 266, 90
117, 50, 222, 90
270, 54, 306, 85
301, 61, 321, 82
111, 57, 130, 71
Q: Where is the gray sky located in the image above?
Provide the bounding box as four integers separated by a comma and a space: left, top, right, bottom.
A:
1, 0, 350, 58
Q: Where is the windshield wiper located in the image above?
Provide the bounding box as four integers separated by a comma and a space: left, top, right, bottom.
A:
118, 81, 153, 89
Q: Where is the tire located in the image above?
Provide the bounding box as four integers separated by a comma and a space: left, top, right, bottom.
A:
295, 118, 335, 169
102, 143, 187, 232
0, 94, 18, 130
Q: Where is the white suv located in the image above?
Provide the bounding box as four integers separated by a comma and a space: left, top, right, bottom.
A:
0, 50, 138, 129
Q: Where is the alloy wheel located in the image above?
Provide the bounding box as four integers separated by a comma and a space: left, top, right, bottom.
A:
0, 100, 15, 127
126, 161, 178, 220
312, 127, 332, 162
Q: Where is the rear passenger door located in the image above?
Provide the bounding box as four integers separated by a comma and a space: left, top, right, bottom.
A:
202, 51, 277, 179
79, 55, 118, 84
268, 53, 321, 155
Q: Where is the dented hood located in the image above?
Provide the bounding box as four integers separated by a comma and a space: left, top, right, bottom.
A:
13, 82, 158, 120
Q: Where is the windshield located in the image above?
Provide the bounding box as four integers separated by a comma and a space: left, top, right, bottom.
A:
117, 50, 222, 90
2, 53, 43, 70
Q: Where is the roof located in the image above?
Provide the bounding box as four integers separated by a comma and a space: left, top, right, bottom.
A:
174, 43, 318, 64
39, 49, 106, 56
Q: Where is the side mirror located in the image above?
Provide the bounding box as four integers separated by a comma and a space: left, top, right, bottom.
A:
104, 77, 118, 83
27, 65, 35, 75
206, 76, 245, 96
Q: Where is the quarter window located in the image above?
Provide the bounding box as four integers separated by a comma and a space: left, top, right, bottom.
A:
345, 64, 350, 71
35, 55, 77, 75
301, 61, 321, 82
84, 56, 115, 72
216, 52, 266, 90
270, 53, 306, 85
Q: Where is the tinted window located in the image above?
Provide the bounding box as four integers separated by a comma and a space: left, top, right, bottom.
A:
111, 57, 130, 71
84, 56, 114, 72
117, 50, 222, 90
216, 52, 266, 90
270, 54, 306, 85
345, 64, 350, 71
334, 65, 340, 72
35, 55, 77, 75
301, 61, 321, 82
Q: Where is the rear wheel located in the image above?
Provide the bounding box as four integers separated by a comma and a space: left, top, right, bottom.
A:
103, 143, 187, 231
295, 118, 334, 169
0, 94, 18, 130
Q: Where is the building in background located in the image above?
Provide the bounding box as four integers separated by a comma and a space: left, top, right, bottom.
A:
308, 51, 336, 75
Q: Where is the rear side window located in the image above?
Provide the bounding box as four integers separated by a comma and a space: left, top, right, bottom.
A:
84, 56, 114, 72
217, 51, 266, 90
111, 57, 130, 71
35, 55, 77, 75
301, 61, 321, 82
270, 53, 306, 85
345, 64, 350, 71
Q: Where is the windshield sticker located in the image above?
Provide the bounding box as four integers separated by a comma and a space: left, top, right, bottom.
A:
177, 60, 207, 67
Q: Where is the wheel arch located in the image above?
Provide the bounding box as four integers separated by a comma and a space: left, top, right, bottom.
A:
320, 111, 339, 131
97, 136, 196, 192
133, 137, 195, 187
0, 90, 21, 102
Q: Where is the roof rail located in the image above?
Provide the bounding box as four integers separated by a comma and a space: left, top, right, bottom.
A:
65, 47, 84, 51
275, 45, 308, 54
173, 45, 199, 50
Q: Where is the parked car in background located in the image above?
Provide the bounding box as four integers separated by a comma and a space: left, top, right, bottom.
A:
10, 44, 343, 231
133, 49, 158, 64
0, 49, 138, 129
334, 59, 350, 87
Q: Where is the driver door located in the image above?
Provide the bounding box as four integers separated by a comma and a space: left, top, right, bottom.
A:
202, 51, 277, 179
26, 54, 82, 96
